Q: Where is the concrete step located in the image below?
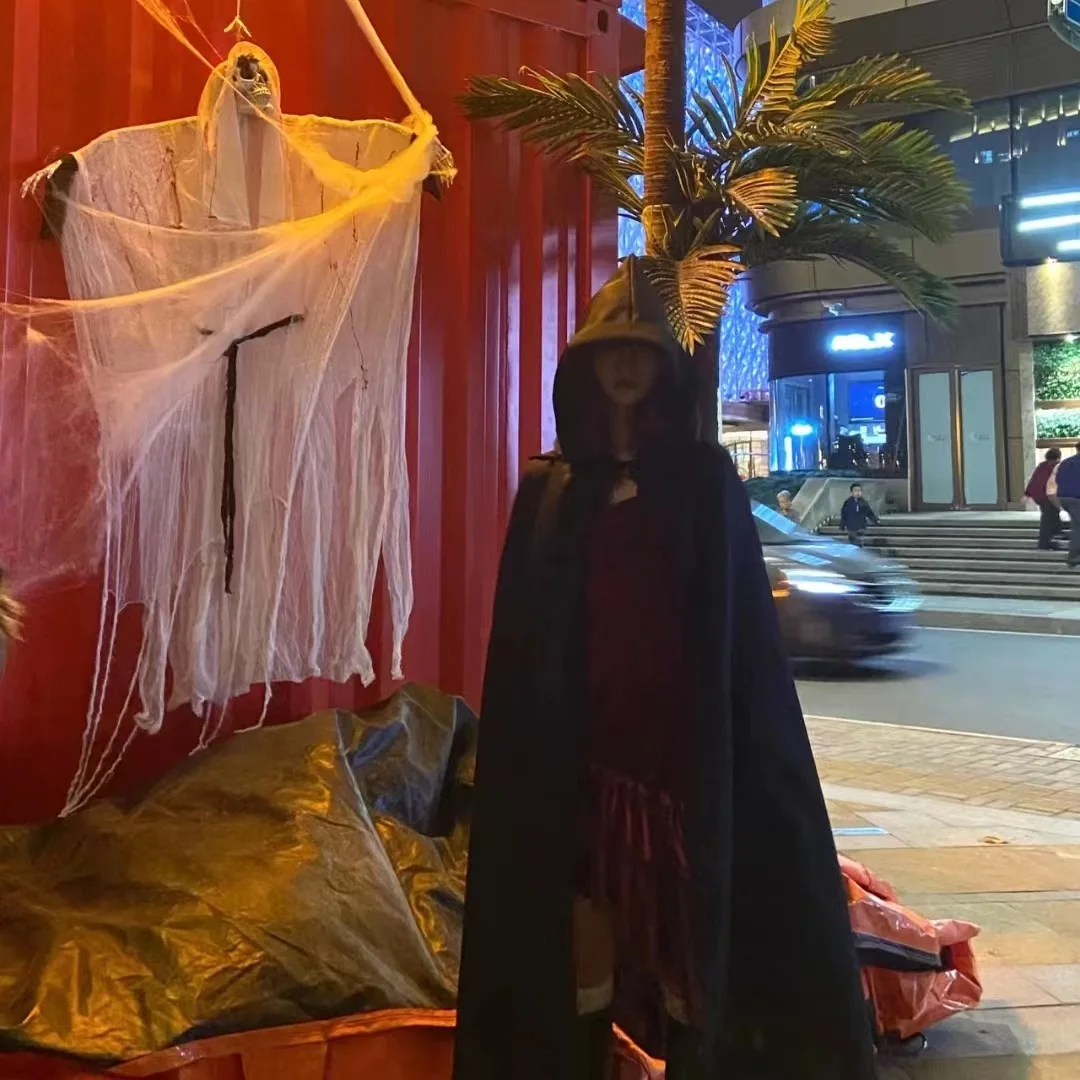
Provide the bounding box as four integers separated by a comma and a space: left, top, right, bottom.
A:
821, 526, 1066, 543
901, 557, 1079, 578
914, 575, 1080, 602
885, 545, 1069, 564
848, 534, 1054, 552
879, 515, 1070, 531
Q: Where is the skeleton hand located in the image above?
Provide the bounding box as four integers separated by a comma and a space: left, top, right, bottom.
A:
21, 160, 62, 200
0, 574, 23, 644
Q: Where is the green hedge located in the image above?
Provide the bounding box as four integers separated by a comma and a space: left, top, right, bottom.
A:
1036, 408, 1080, 440
1034, 339, 1080, 402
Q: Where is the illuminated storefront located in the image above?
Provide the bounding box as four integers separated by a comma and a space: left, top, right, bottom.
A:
769, 317, 908, 477
766, 306, 1013, 510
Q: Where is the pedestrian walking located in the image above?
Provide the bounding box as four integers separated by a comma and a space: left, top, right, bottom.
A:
1053, 443, 1080, 568
454, 258, 874, 1080
840, 483, 879, 545
1025, 448, 1064, 550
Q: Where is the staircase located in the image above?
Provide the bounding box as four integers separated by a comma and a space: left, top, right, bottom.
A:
820, 513, 1080, 603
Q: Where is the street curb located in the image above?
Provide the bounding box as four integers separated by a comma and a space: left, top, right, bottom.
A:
917, 606, 1080, 637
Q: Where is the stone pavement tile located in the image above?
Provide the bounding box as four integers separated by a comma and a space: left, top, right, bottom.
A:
922, 1005, 1080, 1059
977, 966, 1060, 1009
1025, 965, 1080, 1005
977, 928, 1080, 966
848, 847, 1080, 897
807, 717, 1080, 819
822, 785, 1080, 843
891, 1054, 1080, 1079
833, 833, 911, 851
836, 834, 911, 851
856, 810, 1071, 849
903, 892, 1080, 908
826, 802, 877, 828
1019, 901, 1080, 937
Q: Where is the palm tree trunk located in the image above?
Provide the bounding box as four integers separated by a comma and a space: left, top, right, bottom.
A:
642, 0, 685, 257
643, 0, 717, 442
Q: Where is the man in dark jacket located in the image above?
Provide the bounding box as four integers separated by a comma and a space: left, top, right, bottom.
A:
840, 483, 879, 545
1025, 448, 1063, 550
1055, 443, 1080, 567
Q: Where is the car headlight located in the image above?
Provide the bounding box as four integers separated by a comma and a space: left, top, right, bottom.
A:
775, 568, 862, 596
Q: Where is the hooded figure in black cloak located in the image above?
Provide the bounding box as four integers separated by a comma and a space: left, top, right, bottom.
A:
453, 258, 875, 1080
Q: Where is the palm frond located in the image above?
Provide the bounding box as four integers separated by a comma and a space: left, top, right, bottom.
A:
461, 68, 642, 145
460, 69, 644, 213
640, 244, 743, 351
460, 1, 971, 334
743, 121, 970, 243
723, 169, 800, 235
741, 216, 956, 322
739, 0, 833, 124
688, 84, 736, 146
799, 55, 971, 113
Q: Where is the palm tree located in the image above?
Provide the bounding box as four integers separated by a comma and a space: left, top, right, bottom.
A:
643, 0, 686, 251
462, 0, 970, 357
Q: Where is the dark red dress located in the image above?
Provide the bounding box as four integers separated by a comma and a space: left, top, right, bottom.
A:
579, 493, 698, 1011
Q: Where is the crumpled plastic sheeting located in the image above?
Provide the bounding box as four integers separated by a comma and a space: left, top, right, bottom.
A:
840, 855, 982, 1041
0, 685, 473, 1062
0, 1011, 664, 1080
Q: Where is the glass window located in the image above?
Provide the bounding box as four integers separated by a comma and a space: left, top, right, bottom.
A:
771, 373, 829, 471
772, 369, 906, 476
905, 84, 1080, 211
1014, 85, 1080, 199
722, 429, 770, 479
908, 101, 1013, 211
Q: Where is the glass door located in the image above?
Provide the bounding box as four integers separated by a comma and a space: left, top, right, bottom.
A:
959, 369, 1002, 507
913, 368, 1004, 509
915, 371, 956, 507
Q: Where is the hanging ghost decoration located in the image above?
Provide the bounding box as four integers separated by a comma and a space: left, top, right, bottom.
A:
11, 6, 453, 813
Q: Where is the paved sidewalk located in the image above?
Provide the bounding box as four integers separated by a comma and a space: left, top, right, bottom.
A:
810, 716, 1080, 819
915, 596, 1080, 635
918, 596, 1080, 637
808, 717, 1080, 1079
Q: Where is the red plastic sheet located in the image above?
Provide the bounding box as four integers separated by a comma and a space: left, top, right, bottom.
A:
840, 855, 982, 1041
0, 1011, 663, 1080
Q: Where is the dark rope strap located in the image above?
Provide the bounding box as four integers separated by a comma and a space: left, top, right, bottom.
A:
218, 314, 304, 594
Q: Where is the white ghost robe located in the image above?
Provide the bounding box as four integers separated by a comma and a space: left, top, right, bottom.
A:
51, 44, 437, 736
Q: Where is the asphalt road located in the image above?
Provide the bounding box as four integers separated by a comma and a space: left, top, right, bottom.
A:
795, 627, 1080, 745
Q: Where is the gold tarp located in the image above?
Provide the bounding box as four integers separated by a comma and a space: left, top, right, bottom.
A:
0, 685, 472, 1061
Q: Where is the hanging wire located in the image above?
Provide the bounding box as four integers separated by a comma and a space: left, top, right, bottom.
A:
224, 0, 252, 41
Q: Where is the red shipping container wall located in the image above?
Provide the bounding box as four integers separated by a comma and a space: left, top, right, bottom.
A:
0, 0, 621, 824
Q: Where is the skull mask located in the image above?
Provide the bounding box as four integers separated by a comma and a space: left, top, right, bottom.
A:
231, 53, 275, 116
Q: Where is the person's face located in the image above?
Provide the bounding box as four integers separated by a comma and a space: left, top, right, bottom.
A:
778, 493, 791, 510
593, 343, 660, 409
852, 486, 863, 499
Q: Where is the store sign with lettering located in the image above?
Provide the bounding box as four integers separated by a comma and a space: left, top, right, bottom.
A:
828, 331, 897, 353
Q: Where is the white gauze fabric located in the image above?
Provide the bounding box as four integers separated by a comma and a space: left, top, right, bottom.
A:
12, 5, 449, 812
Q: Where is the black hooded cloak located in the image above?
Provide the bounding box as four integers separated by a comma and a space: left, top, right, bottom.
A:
453, 258, 875, 1080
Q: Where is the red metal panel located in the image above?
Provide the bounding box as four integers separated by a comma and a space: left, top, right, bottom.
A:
0, 0, 620, 823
